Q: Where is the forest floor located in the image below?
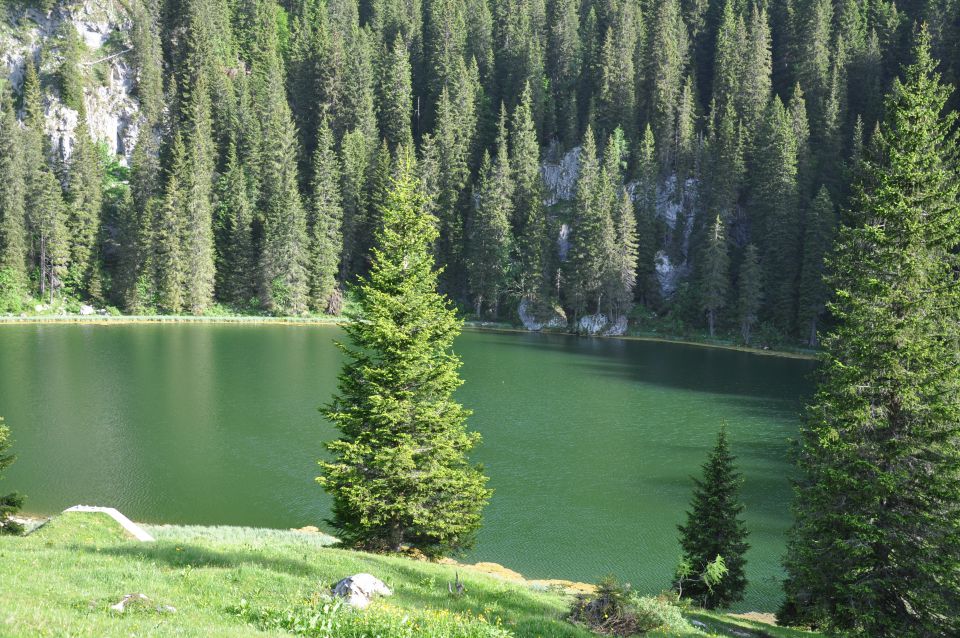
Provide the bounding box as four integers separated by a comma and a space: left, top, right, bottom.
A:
0, 511, 823, 638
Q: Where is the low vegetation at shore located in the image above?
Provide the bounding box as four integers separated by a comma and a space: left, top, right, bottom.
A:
0, 511, 821, 638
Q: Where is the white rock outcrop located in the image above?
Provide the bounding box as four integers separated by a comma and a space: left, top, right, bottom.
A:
518, 297, 567, 331
332, 574, 392, 609
1, 1, 140, 164
541, 144, 581, 206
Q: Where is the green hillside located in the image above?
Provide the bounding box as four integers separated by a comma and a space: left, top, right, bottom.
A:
0, 512, 821, 638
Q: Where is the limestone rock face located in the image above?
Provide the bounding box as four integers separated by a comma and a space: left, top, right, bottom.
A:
1, 0, 141, 164
518, 297, 567, 331
331, 574, 393, 609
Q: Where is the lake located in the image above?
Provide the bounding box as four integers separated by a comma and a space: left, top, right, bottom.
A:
0, 324, 814, 610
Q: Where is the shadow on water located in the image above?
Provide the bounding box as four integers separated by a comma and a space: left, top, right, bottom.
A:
486, 331, 818, 401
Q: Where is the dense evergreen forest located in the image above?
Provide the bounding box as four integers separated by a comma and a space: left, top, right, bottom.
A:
0, 0, 957, 345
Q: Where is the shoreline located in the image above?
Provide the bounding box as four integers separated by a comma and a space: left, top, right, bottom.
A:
0, 314, 818, 360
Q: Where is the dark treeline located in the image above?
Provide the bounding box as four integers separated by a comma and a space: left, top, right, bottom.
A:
0, 0, 956, 344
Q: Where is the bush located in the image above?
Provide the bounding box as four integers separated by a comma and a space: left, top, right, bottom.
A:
0, 268, 26, 314
236, 596, 513, 638
570, 578, 698, 636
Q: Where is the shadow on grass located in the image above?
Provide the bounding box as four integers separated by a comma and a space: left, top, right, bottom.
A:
81, 541, 318, 577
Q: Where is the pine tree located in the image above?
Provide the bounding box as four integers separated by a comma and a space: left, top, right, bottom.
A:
308, 120, 344, 314
0, 92, 28, 285
0, 417, 24, 535
796, 187, 834, 347
675, 426, 749, 609
782, 34, 960, 635
699, 215, 730, 337
737, 243, 762, 344
318, 146, 491, 555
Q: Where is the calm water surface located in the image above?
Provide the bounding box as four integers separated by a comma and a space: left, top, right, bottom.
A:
0, 325, 814, 610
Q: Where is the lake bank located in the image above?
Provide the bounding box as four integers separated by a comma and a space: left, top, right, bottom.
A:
0, 509, 822, 637
0, 313, 817, 360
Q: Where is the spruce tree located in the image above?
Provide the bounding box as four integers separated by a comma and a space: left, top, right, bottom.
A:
510, 84, 548, 303
565, 127, 611, 319
781, 34, 960, 636
307, 120, 344, 314
64, 106, 104, 296
257, 43, 309, 315
648, 0, 688, 168
468, 123, 513, 318
737, 243, 762, 344
737, 5, 771, 141
750, 96, 799, 334
634, 125, 661, 308
378, 34, 414, 150
0, 92, 27, 285
546, 0, 581, 145
318, 146, 491, 555
606, 189, 638, 321
796, 187, 834, 347
154, 134, 186, 314
699, 215, 730, 337
675, 426, 749, 609
0, 418, 24, 535
214, 143, 254, 307
339, 129, 372, 281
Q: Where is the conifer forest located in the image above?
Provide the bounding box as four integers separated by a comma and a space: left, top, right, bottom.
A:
2, 0, 953, 346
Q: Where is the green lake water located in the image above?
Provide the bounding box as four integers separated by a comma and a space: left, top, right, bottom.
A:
0, 324, 814, 610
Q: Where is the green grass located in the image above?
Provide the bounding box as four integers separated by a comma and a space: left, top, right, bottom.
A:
0, 513, 821, 637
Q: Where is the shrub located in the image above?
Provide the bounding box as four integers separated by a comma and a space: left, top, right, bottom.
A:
0, 268, 26, 314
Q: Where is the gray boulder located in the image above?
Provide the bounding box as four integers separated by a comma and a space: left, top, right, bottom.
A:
332, 573, 392, 609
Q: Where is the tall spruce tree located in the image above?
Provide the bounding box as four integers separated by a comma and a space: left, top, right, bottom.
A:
378, 34, 414, 150
318, 146, 491, 554
308, 120, 344, 314
796, 187, 834, 347
0, 92, 27, 285
214, 143, 254, 307
699, 215, 730, 337
675, 426, 749, 609
0, 417, 24, 535
64, 106, 103, 296
737, 243, 762, 344
781, 33, 960, 636
510, 84, 549, 303
606, 189, 638, 321
565, 126, 606, 319
468, 118, 513, 318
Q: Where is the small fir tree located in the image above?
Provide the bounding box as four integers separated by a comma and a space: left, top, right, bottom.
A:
675, 426, 749, 609
318, 146, 491, 555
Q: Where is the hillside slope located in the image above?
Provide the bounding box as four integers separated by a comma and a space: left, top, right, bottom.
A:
0, 512, 821, 638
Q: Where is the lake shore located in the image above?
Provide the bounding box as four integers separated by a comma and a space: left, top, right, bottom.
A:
0, 313, 818, 360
